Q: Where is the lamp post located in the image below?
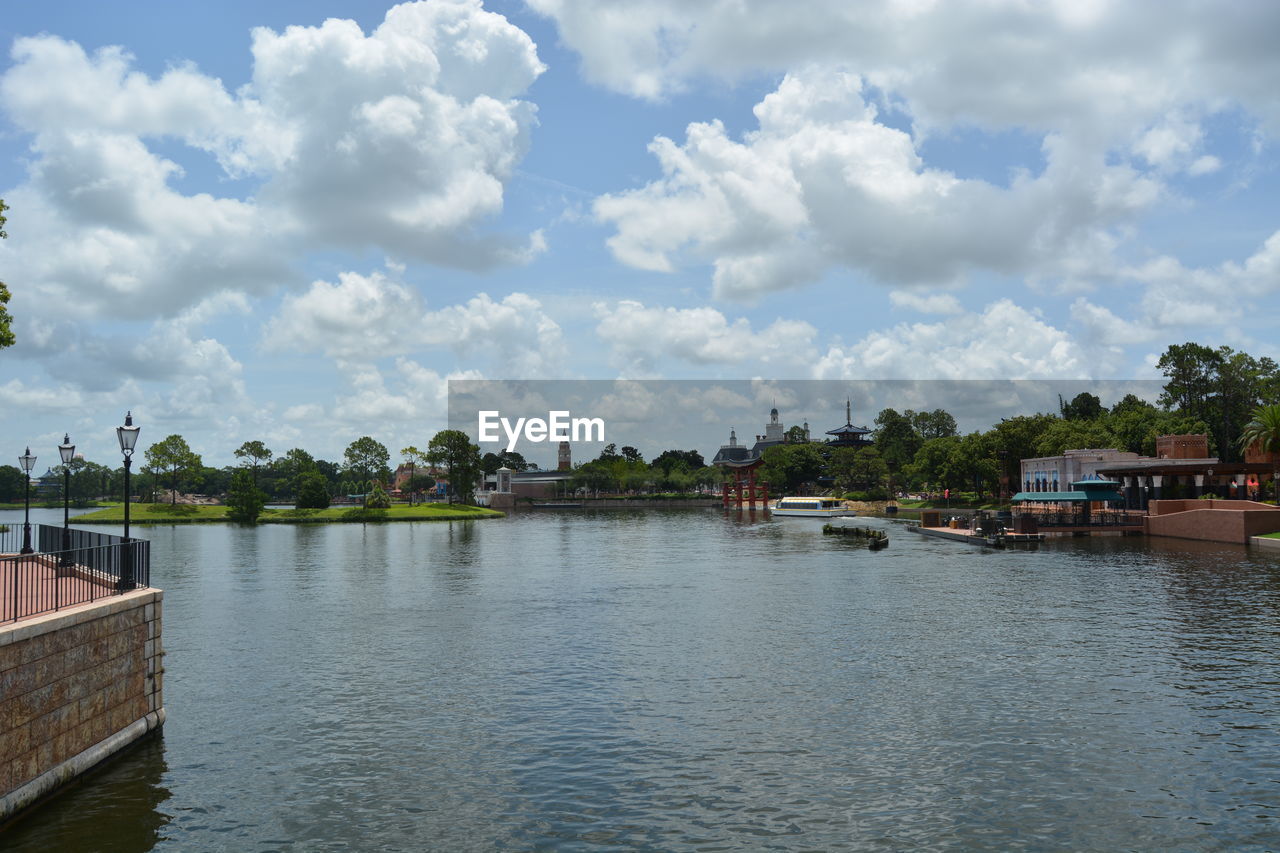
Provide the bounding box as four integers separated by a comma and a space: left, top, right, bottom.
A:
59, 434, 75, 560
117, 412, 140, 591
18, 446, 36, 554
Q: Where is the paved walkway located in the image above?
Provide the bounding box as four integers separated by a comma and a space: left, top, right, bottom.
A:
0, 554, 117, 624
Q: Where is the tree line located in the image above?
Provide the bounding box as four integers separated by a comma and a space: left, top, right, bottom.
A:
753, 342, 1280, 500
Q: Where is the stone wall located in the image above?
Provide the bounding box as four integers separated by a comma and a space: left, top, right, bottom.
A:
1145, 499, 1280, 544
0, 589, 164, 821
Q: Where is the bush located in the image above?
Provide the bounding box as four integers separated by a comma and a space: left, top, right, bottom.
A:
295, 472, 331, 509
365, 482, 392, 509
844, 488, 889, 502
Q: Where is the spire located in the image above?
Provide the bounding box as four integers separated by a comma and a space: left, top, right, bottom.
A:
846, 398, 851, 424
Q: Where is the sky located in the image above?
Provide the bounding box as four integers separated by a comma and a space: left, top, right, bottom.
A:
1, 0, 1278, 470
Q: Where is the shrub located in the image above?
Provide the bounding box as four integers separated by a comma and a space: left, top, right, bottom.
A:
365, 482, 392, 509
844, 488, 889, 502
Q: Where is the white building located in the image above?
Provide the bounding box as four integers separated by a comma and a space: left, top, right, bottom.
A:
1019, 448, 1140, 492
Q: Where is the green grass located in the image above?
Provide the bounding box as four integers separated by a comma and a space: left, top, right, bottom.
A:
1262, 531, 1280, 539
70, 502, 504, 524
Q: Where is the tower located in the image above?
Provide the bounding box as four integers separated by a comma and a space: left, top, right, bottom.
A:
558, 441, 571, 471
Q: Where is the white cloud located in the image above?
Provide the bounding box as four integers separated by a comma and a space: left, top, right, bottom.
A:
264, 269, 565, 375
1069, 297, 1156, 347
530, 0, 1280, 140
813, 299, 1089, 379
423, 292, 566, 377
592, 300, 817, 374
595, 68, 1157, 298
889, 290, 963, 315
1129, 230, 1280, 328
0, 0, 546, 328
265, 270, 425, 360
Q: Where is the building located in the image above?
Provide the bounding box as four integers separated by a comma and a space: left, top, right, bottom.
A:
1020, 448, 1142, 493
1156, 434, 1209, 459
825, 400, 873, 448
1023, 433, 1275, 510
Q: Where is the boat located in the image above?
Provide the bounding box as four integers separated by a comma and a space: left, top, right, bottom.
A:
771, 497, 856, 517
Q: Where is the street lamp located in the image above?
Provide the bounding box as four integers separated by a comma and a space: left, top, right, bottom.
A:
117, 412, 140, 591
59, 434, 75, 558
18, 446, 36, 554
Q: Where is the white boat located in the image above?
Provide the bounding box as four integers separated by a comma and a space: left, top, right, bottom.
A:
771, 497, 857, 517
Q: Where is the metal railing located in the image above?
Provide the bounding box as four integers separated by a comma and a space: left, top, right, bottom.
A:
2, 523, 150, 625
1016, 510, 1146, 528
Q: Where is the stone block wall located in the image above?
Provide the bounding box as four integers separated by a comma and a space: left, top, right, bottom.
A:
0, 589, 164, 820
1145, 501, 1280, 544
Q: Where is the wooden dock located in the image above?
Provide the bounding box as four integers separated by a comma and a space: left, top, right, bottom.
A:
909, 525, 1044, 548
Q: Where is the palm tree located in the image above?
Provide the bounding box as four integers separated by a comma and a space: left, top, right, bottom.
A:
1239, 403, 1280, 502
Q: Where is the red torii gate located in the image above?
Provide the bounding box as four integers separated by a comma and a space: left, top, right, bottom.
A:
721, 459, 769, 509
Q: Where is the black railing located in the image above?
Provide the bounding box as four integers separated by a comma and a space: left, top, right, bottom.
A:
2, 523, 150, 625
1017, 510, 1145, 528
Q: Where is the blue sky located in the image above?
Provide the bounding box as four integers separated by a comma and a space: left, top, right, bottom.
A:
2, 0, 1278, 469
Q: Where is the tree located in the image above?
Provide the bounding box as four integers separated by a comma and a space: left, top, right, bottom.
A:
910, 409, 958, 441
620, 446, 644, 463
344, 437, 391, 485
909, 435, 963, 492
785, 425, 808, 443
1033, 418, 1113, 458
0, 197, 12, 349
143, 435, 203, 504
0, 464, 25, 502
830, 447, 888, 495
426, 430, 482, 504
234, 440, 273, 487
295, 471, 331, 509
1157, 342, 1220, 418
1157, 343, 1279, 462
1239, 403, 1280, 501
874, 408, 921, 494
272, 447, 318, 500
68, 460, 113, 505
480, 449, 530, 474
758, 443, 824, 494
651, 449, 705, 473
226, 469, 266, 523
1060, 392, 1103, 421
401, 473, 437, 496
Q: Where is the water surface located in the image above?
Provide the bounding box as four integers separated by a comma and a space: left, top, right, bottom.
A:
4, 508, 1280, 850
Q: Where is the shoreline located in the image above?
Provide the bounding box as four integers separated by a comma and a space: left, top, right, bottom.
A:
68, 504, 504, 525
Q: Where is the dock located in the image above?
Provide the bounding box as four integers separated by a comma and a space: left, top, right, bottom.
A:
909, 525, 1044, 548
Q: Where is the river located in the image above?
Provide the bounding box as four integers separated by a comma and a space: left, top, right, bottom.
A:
4, 506, 1280, 850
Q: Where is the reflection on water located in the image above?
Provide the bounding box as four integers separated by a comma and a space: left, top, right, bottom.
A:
2, 508, 1280, 850
2, 736, 170, 851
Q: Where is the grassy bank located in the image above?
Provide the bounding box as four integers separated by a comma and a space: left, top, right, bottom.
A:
71, 503, 503, 524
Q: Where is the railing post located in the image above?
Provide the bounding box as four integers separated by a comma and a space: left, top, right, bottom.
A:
118, 538, 135, 592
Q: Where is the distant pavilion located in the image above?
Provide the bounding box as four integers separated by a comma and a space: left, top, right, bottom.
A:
825, 400, 873, 448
